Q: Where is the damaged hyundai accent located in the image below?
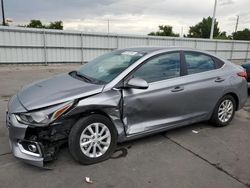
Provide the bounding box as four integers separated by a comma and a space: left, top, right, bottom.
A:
6, 47, 248, 167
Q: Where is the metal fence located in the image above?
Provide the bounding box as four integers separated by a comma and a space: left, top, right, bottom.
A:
0, 26, 250, 64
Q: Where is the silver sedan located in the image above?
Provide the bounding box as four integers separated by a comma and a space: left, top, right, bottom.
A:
7, 47, 248, 167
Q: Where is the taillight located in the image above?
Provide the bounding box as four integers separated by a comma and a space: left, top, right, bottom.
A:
237, 71, 248, 80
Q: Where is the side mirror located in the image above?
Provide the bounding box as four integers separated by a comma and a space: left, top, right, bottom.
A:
125, 77, 149, 89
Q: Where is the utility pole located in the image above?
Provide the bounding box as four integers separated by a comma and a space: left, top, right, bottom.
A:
210, 0, 217, 39
180, 26, 183, 38
1, 0, 6, 26
234, 15, 239, 33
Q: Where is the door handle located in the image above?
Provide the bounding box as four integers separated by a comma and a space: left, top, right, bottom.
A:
215, 77, 225, 82
171, 86, 184, 92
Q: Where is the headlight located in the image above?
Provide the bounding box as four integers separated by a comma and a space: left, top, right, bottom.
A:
15, 101, 73, 126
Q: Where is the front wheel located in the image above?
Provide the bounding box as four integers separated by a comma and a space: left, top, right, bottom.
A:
210, 95, 236, 127
69, 114, 117, 165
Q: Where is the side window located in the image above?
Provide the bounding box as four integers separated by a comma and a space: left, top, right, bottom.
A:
214, 57, 225, 68
184, 52, 215, 74
132, 52, 180, 83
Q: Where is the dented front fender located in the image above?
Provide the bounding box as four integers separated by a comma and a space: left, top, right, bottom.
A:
67, 89, 126, 142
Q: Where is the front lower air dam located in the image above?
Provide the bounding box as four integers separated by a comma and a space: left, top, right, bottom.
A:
7, 113, 45, 168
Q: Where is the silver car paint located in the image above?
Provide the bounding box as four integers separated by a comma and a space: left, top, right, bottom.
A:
7, 113, 44, 167
67, 89, 126, 142
8, 94, 27, 113
6, 47, 248, 167
18, 73, 104, 111
70, 48, 247, 138
6, 95, 44, 167
122, 64, 245, 135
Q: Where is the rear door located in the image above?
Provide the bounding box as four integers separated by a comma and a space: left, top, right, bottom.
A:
179, 51, 226, 118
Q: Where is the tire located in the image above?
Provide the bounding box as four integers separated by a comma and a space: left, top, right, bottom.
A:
68, 114, 117, 165
210, 95, 236, 127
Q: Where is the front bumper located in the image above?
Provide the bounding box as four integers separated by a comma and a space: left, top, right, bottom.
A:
7, 112, 45, 167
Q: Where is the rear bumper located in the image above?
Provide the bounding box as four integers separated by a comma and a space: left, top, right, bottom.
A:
7, 113, 44, 167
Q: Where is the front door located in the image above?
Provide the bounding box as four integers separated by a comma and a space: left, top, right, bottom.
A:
122, 52, 189, 135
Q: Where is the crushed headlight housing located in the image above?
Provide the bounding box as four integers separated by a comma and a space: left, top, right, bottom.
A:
15, 101, 73, 126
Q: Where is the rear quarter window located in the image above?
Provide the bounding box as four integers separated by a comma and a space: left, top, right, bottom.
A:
213, 57, 225, 68
184, 52, 216, 75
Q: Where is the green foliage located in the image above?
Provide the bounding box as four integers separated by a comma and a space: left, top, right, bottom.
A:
214, 32, 231, 40
148, 25, 179, 37
232, 29, 250, 41
46, 21, 63, 30
26, 20, 45, 28
20, 20, 63, 30
188, 16, 220, 38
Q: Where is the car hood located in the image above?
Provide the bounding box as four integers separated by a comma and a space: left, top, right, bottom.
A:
17, 73, 104, 111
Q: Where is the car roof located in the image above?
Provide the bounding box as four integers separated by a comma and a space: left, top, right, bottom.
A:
119, 46, 207, 54
118, 46, 228, 62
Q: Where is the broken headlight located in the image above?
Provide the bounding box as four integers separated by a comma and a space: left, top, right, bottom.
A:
15, 101, 73, 126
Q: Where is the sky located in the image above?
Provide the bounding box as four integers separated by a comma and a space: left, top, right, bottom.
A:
3, 0, 250, 36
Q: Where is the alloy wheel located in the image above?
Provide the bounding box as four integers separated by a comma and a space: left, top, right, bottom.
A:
218, 99, 234, 123
79, 123, 111, 158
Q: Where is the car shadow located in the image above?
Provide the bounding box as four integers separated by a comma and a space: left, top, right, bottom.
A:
39, 121, 214, 169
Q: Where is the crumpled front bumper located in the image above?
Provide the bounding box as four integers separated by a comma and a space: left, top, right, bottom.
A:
6, 112, 44, 167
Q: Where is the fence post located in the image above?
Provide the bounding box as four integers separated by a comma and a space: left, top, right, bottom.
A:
194, 39, 197, 48
146, 37, 149, 46
230, 41, 234, 61
215, 40, 218, 55
245, 42, 250, 62
116, 35, 119, 49
80, 32, 84, 64
173, 38, 176, 46
42, 29, 47, 65
107, 33, 110, 51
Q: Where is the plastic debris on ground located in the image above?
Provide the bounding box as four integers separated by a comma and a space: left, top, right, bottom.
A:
85, 177, 93, 184
192, 130, 199, 134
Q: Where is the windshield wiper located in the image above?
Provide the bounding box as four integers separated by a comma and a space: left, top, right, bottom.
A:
75, 71, 93, 82
70, 71, 106, 84
70, 71, 92, 82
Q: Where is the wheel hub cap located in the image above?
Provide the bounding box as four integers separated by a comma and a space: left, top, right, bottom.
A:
218, 99, 233, 123
80, 123, 111, 158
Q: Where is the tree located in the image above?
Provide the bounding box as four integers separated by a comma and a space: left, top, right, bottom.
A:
214, 32, 231, 40
188, 16, 220, 39
20, 20, 63, 30
26, 20, 45, 29
148, 25, 179, 37
232, 29, 250, 41
46, 21, 63, 30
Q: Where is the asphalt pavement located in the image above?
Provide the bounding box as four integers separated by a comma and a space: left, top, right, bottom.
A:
0, 64, 249, 188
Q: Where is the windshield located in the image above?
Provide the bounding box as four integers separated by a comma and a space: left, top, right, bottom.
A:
77, 50, 145, 83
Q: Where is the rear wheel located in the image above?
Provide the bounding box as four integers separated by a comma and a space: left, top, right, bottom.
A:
69, 114, 117, 165
210, 95, 236, 127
